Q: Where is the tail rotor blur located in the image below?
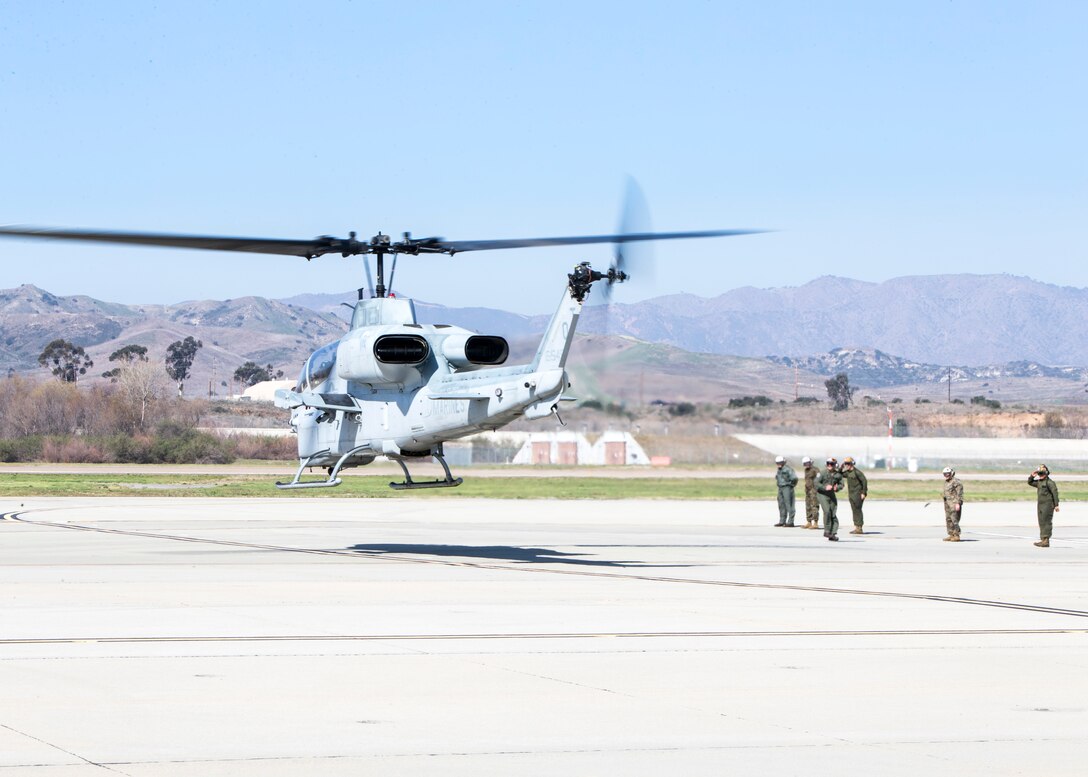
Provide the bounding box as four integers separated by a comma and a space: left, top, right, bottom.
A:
600, 177, 653, 341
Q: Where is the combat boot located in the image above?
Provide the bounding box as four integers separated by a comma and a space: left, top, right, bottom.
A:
1034, 539, 1050, 548
949, 535, 961, 542
850, 527, 863, 535
942, 536, 953, 541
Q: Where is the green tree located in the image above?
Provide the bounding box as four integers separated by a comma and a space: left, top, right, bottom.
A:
102, 344, 149, 381
38, 339, 93, 383
233, 362, 285, 388
824, 372, 855, 411
165, 336, 202, 397
234, 361, 270, 388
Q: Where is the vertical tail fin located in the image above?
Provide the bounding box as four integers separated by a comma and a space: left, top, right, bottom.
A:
530, 288, 583, 371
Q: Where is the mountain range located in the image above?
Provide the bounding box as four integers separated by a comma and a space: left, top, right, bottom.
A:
288, 273, 1088, 367
3, 272, 1087, 401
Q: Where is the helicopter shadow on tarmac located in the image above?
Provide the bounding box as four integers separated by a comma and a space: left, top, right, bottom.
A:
346, 543, 693, 568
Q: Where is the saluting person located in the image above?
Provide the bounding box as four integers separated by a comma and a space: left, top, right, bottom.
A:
841, 456, 868, 534
1027, 465, 1059, 548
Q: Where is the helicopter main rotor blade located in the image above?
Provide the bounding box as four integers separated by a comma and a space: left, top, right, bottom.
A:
0, 225, 768, 258
433, 228, 767, 254
0, 226, 364, 259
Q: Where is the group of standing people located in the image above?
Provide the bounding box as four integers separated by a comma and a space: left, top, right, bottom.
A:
775, 458, 1060, 547
774, 455, 867, 541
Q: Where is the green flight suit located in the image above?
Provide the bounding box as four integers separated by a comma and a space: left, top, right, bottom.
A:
1028, 475, 1059, 540
942, 476, 963, 538
814, 467, 843, 538
803, 465, 820, 526
775, 464, 799, 525
843, 466, 868, 528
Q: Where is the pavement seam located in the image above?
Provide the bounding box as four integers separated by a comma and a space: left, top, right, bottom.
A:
0, 723, 131, 774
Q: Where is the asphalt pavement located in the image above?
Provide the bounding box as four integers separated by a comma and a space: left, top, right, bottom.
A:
1, 497, 1085, 775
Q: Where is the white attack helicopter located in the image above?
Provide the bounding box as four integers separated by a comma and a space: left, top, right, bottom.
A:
0, 214, 762, 489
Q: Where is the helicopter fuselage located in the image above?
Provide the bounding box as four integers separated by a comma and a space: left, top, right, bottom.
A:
274, 275, 584, 485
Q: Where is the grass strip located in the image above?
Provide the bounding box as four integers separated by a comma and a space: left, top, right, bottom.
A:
1, 473, 1084, 501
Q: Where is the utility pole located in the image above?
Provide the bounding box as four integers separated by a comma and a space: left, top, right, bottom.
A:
947, 366, 952, 403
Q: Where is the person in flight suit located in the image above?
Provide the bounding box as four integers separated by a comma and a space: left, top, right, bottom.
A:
802, 456, 820, 529
1027, 465, 1059, 548
841, 456, 868, 534
815, 458, 844, 541
774, 455, 799, 527
941, 467, 963, 541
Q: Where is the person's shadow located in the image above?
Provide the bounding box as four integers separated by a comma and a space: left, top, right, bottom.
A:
346, 543, 688, 568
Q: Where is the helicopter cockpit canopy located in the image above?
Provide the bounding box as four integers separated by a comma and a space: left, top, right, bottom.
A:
298, 340, 339, 391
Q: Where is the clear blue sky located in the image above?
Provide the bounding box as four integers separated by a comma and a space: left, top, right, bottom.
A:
1, 1, 1084, 314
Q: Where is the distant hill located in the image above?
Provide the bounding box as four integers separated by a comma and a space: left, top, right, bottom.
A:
283, 273, 1088, 366
574, 273, 1088, 366
769, 347, 1087, 389
0, 284, 347, 395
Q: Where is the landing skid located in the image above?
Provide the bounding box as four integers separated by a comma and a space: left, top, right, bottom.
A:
276, 447, 463, 491
388, 452, 463, 490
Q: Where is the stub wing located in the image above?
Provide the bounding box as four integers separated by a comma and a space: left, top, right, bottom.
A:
274, 389, 359, 412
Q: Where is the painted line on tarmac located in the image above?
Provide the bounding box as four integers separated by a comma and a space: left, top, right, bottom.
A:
969, 531, 1088, 545
2, 628, 1086, 646
8, 510, 1088, 621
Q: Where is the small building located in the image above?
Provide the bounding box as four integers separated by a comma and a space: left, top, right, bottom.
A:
236, 380, 295, 402
588, 431, 650, 466
512, 431, 649, 466
512, 432, 594, 465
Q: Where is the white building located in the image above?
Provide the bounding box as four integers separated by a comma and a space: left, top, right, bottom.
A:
512, 431, 649, 466
513, 431, 594, 465
236, 380, 295, 402
588, 431, 650, 466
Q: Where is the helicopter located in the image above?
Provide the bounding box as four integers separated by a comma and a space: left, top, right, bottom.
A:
0, 216, 763, 489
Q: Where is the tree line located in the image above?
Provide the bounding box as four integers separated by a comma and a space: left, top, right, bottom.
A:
0, 375, 295, 463
36, 337, 287, 394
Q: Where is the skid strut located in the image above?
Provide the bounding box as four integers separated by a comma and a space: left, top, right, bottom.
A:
388, 450, 463, 490
275, 444, 374, 490
275, 449, 337, 490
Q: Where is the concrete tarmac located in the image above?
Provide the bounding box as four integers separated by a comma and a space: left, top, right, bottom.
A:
1, 497, 1086, 775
